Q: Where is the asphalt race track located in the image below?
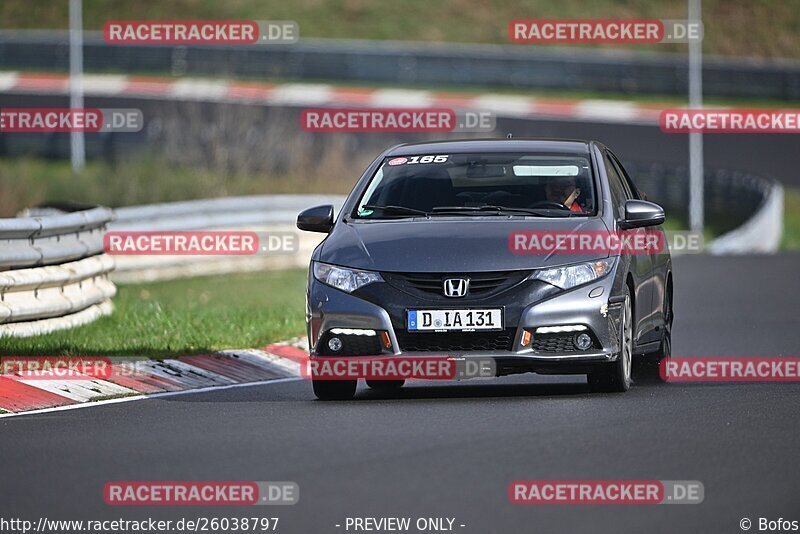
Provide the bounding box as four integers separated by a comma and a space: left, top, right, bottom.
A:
2, 253, 799, 533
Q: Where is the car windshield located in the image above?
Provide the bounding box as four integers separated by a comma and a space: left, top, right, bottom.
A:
354, 152, 596, 219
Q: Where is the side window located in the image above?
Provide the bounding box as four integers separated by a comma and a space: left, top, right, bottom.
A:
609, 152, 640, 200
603, 153, 628, 218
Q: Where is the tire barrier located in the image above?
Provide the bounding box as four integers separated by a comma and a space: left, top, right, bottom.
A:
0, 205, 116, 338
109, 195, 346, 283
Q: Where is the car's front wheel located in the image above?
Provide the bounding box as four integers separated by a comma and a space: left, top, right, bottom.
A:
588, 287, 633, 393
312, 379, 357, 400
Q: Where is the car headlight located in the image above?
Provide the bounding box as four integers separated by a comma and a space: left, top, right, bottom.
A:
313, 262, 383, 293
530, 259, 615, 290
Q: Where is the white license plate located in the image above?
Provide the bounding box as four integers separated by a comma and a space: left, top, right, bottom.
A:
407, 309, 503, 332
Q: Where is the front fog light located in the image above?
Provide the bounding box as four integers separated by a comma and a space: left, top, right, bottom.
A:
574, 333, 592, 351
328, 337, 343, 352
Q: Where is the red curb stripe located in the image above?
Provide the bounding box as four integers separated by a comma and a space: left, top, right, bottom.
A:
107, 364, 187, 393
531, 99, 580, 116
14, 73, 69, 92
107, 377, 164, 394
179, 354, 289, 382
326, 87, 376, 105
264, 344, 309, 364
0, 377, 75, 413
106, 374, 172, 394
226, 82, 275, 102
429, 93, 477, 109
124, 77, 173, 95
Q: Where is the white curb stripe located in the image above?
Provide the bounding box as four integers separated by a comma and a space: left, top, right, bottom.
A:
472, 94, 535, 115
575, 99, 640, 122
0, 71, 19, 91
14, 377, 137, 402
82, 74, 128, 95
270, 83, 333, 105
371, 89, 433, 108
170, 79, 230, 100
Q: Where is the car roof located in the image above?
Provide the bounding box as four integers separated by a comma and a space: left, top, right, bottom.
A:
386, 138, 594, 156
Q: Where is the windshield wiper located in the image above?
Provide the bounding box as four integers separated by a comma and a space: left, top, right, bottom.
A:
431, 205, 572, 217
360, 205, 430, 217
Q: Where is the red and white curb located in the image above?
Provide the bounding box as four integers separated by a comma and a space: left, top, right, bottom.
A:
0, 338, 310, 417
0, 70, 668, 124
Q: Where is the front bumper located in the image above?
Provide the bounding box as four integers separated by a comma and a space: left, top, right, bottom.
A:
306, 271, 624, 375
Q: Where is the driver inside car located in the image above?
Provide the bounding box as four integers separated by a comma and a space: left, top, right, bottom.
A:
544, 176, 585, 213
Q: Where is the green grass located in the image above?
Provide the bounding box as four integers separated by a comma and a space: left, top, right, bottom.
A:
782, 187, 800, 250
1, 0, 799, 59
0, 270, 308, 357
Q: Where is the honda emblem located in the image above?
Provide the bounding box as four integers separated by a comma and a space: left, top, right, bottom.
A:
443, 278, 469, 298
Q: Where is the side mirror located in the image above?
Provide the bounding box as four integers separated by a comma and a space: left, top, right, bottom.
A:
297, 205, 335, 233
619, 199, 665, 229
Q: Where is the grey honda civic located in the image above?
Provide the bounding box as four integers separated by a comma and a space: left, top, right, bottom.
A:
297, 139, 673, 400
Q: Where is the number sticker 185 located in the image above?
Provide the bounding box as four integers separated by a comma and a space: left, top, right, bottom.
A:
406, 155, 449, 164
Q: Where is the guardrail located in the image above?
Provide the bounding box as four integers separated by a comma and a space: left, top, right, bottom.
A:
707, 176, 784, 254
0, 206, 116, 338
110, 195, 346, 283
626, 163, 784, 253
1, 31, 800, 99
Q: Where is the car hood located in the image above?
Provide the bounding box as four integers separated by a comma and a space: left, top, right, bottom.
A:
319, 217, 612, 272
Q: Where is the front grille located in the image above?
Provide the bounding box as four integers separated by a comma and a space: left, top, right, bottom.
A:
383, 270, 529, 298
396, 328, 516, 352
532, 332, 598, 354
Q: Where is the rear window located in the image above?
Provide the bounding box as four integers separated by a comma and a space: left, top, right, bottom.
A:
353, 152, 596, 218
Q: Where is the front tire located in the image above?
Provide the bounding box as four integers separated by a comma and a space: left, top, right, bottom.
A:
589, 286, 633, 393
312, 379, 357, 400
